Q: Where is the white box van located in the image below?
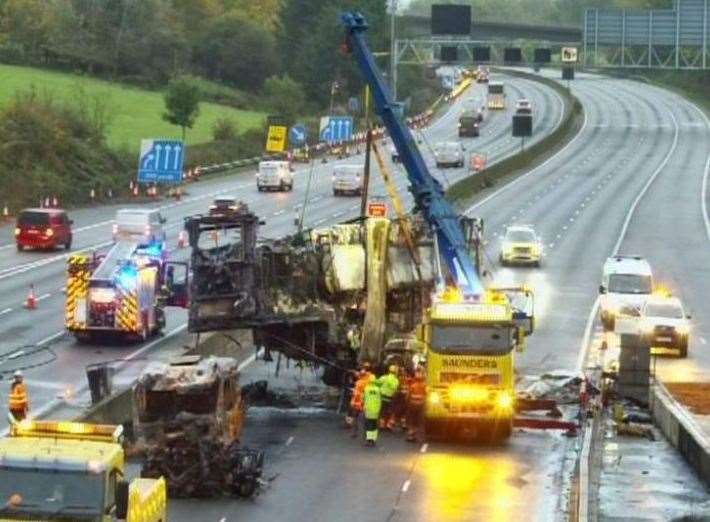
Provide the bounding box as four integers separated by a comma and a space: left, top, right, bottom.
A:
332, 165, 364, 196
257, 161, 293, 192
599, 255, 653, 331
113, 208, 166, 245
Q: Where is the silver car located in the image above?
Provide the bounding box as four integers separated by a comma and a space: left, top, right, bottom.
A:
434, 141, 465, 168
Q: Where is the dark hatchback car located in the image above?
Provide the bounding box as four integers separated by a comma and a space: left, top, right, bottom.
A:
15, 208, 73, 251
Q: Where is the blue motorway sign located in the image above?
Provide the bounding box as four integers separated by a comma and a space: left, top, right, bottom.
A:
138, 139, 185, 184
289, 125, 307, 146
319, 116, 354, 144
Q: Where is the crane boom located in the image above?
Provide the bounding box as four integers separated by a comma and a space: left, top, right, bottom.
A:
341, 12, 484, 297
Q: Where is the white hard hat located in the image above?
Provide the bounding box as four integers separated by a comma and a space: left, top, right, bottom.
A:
13, 370, 23, 378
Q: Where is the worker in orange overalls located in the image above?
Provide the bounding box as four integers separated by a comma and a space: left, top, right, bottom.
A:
348, 365, 374, 438
393, 366, 412, 431
8, 370, 29, 422
406, 366, 427, 442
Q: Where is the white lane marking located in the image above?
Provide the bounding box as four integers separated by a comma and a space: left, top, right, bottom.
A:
0, 307, 11, 316
286, 436, 294, 446
579, 108, 681, 372
401, 480, 411, 493
420, 443, 428, 453
702, 154, 710, 243
0, 325, 187, 437
612, 111, 680, 255
36, 293, 51, 302
576, 298, 600, 373
465, 104, 589, 215
273, 209, 286, 217
0, 240, 113, 281
37, 331, 65, 346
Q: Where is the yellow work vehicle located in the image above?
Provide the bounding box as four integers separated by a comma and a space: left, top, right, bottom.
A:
0, 420, 166, 521
419, 288, 532, 441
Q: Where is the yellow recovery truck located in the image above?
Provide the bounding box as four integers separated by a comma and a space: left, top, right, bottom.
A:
0, 420, 166, 522
419, 288, 533, 440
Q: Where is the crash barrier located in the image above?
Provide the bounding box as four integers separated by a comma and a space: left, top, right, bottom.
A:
650, 382, 710, 488
571, 407, 602, 522
447, 68, 584, 202
185, 109, 436, 178
444, 78, 473, 103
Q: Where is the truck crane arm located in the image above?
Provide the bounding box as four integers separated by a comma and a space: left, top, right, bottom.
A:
341, 12, 484, 298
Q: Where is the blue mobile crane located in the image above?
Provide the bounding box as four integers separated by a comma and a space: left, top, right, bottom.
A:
342, 12, 485, 298
342, 14, 538, 440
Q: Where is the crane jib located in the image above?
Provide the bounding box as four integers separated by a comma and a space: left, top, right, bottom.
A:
341, 12, 484, 297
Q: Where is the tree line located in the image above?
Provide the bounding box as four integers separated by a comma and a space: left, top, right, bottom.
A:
0, 0, 388, 110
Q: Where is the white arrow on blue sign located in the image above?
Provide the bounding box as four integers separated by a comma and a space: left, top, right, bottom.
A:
289, 125, 307, 146
138, 139, 185, 184
319, 116, 354, 144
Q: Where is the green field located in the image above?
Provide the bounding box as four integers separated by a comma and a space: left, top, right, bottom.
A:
0, 64, 266, 150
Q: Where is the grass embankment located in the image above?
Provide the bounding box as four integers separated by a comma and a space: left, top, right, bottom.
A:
447, 70, 584, 203
602, 69, 709, 117
0, 64, 266, 150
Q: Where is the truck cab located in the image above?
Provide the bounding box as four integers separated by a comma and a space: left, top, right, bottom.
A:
599, 256, 653, 331
257, 160, 293, 192
487, 82, 505, 110
458, 112, 480, 138
0, 420, 166, 522
419, 289, 529, 441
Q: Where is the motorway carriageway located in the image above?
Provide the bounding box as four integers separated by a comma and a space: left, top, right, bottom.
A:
171, 71, 710, 521
0, 73, 562, 436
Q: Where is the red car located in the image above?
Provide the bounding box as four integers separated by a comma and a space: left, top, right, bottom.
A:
15, 208, 73, 251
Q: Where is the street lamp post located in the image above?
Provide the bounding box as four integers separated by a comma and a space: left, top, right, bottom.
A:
388, 0, 398, 99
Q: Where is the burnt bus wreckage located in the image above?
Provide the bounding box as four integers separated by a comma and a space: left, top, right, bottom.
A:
183, 203, 474, 378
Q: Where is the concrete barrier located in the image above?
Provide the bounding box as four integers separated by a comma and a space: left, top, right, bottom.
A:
75, 329, 253, 427
650, 382, 710, 488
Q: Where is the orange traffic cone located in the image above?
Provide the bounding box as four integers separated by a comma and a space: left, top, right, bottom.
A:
177, 230, 187, 249
25, 285, 37, 310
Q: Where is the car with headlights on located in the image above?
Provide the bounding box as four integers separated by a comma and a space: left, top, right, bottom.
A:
599, 256, 653, 332
640, 296, 691, 357
499, 225, 543, 267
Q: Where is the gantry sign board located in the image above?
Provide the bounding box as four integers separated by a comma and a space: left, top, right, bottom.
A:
561, 47, 578, 63
138, 139, 185, 184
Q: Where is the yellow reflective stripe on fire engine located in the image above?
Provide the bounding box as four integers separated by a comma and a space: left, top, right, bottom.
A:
115, 288, 139, 332
65, 256, 91, 329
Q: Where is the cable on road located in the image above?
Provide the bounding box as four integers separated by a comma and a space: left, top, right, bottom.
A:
0, 339, 63, 378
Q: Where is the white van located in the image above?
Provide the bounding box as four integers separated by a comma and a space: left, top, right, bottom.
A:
113, 208, 166, 245
257, 161, 293, 192
599, 256, 653, 331
332, 165, 364, 196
